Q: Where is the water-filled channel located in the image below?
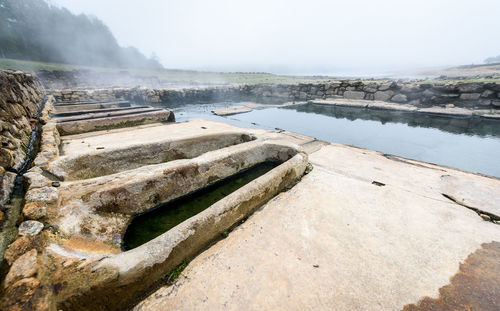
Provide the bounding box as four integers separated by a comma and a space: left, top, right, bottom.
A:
123, 162, 280, 250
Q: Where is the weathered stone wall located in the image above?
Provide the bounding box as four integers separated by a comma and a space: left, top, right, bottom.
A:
0, 70, 45, 208
50, 81, 500, 109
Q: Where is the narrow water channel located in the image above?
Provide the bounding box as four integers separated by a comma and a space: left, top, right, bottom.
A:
123, 162, 280, 250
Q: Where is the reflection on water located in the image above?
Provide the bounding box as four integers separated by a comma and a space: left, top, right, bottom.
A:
288, 104, 500, 138
174, 102, 500, 178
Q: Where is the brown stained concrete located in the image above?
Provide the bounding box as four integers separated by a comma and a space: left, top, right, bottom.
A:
134, 139, 500, 311
403, 241, 500, 311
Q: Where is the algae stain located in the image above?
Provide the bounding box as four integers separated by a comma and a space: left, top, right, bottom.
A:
122, 162, 280, 250
402, 241, 500, 311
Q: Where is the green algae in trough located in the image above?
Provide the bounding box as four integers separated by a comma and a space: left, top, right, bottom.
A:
123, 162, 280, 250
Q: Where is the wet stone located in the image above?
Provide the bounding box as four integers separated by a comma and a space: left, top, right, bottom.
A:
4, 236, 39, 265
22, 202, 47, 220
4, 249, 38, 288
480, 214, 491, 221
18, 221, 44, 236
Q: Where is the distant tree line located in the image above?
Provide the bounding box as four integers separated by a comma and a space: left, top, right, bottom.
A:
485, 55, 500, 64
0, 0, 162, 68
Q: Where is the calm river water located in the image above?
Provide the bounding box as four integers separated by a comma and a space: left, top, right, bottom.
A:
174, 102, 500, 178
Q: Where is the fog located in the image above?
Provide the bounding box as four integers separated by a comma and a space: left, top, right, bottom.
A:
51, 0, 500, 75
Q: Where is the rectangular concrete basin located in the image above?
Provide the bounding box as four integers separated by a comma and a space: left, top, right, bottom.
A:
53, 101, 131, 113
51, 140, 308, 310
48, 132, 256, 180
55, 109, 175, 135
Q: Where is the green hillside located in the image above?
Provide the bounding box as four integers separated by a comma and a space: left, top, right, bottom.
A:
0, 0, 161, 69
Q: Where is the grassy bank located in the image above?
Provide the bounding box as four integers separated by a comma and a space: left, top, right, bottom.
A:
2, 58, 499, 84
0, 58, 333, 85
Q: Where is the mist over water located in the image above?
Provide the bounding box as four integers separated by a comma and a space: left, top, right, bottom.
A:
52, 0, 500, 75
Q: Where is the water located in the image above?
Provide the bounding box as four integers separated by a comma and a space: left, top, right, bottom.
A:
123, 162, 279, 250
174, 102, 500, 178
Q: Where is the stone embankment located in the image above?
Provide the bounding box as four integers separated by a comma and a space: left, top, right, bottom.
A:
48, 81, 500, 110
0, 70, 45, 213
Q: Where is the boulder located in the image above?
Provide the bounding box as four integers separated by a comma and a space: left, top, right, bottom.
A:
4, 249, 38, 288
4, 236, 39, 265
343, 91, 365, 100
374, 90, 394, 101
481, 90, 495, 98
362, 84, 378, 93
378, 83, 394, 91
25, 187, 59, 206
22, 202, 47, 220
400, 84, 420, 93
18, 221, 44, 236
457, 83, 484, 93
391, 94, 408, 103
0, 277, 53, 311
459, 93, 481, 100
422, 89, 435, 97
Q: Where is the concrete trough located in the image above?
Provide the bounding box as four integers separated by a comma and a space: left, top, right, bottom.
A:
53, 101, 132, 113
48, 132, 256, 180
52, 105, 152, 118
56, 109, 175, 135
54, 100, 130, 106
54, 107, 164, 123
30, 138, 307, 310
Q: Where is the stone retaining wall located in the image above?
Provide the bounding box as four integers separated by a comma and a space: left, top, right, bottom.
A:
50, 81, 500, 109
0, 70, 45, 209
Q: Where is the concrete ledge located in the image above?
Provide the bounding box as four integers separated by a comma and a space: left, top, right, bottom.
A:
310, 98, 500, 119
212, 107, 252, 116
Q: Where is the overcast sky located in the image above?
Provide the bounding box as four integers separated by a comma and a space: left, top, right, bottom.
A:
51, 0, 500, 75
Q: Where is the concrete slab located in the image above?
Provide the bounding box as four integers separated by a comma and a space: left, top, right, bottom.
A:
417, 106, 474, 117
134, 142, 500, 311
212, 107, 253, 116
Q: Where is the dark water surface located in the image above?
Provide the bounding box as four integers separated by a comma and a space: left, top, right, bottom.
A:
175, 103, 500, 178
123, 162, 279, 250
